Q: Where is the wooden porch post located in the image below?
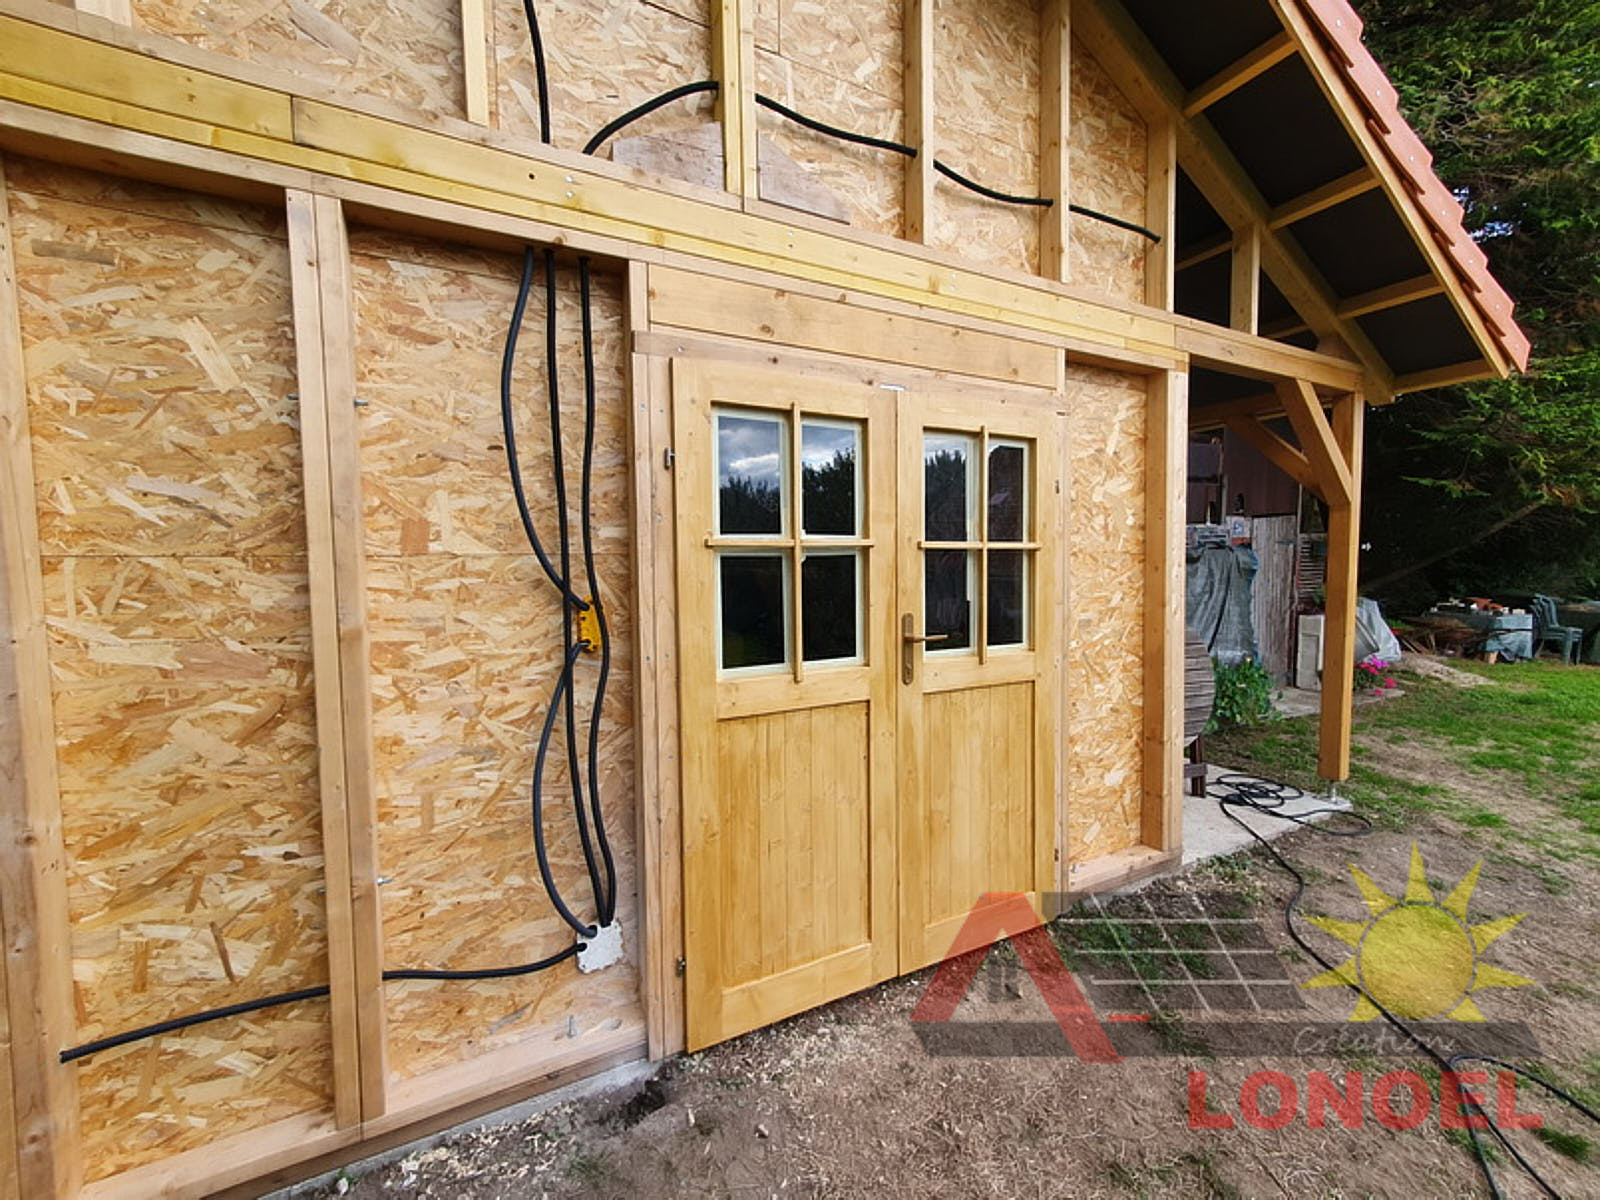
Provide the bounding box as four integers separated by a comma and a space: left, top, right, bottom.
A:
1318, 392, 1364, 781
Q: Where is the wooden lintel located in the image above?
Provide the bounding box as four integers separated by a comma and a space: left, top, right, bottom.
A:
1230, 223, 1261, 335
1335, 274, 1444, 320
1393, 358, 1495, 394
1267, 167, 1378, 229
1175, 231, 1231, 272
1226, 414, 1318, 494
1275, 377, 1352, 507
1040, 0, 1071, 282
903, 0, 934, 244
1182, 31, 1296, 118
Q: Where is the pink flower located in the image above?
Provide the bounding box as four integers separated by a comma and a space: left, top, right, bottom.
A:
1384, 677, 1396, 687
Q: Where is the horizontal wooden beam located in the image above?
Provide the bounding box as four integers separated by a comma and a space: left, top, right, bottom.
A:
1334, 273, 1445, 320
1260, 315, 1310, 339
1226, 414, 1318, 493
1393, 359, 1496, 394
1182, 31, 1297, 118
1276, 377, 1352, 507
1176, 231, 1231, 272
1173, 319, 1363, 391
1267, 167, 1378, 229
1188, 391, 1279, 429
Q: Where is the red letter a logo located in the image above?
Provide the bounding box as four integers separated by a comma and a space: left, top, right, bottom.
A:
911, 892, 1120, 1063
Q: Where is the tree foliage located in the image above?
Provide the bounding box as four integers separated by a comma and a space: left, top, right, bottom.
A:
1353, 0, 1600, 603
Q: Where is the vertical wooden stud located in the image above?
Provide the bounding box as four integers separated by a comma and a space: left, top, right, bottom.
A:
1144, 118, 1177, 309
1319, 392, 1364, 782
1040, 0, 1071, 282
903, 0, 935, 243
0, 154, 82, 1200
1141, 369, 1186, 852
288, 191, 388, 1124
631, 267, 685, 1056
714, 0, 758, 202
461, 0, 492, 126
1230, 223, 1262, 334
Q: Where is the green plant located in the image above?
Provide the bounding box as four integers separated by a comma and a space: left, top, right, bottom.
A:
1206, 657, 1275, 733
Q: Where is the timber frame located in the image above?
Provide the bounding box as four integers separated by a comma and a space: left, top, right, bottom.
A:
0, 0, 1526, 1194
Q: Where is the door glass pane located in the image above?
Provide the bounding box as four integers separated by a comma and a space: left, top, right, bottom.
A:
719, 554, 788, 669
988, 550, 1027, 648
717, 412, 784, 535
924, 549, 974, 652
924, 432, 975, 542
988, 441, 1027, 542
802, 552, 859, 662
801, 421, 860, 536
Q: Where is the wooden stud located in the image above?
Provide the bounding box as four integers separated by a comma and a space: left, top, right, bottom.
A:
1318, 392, 1364, 781
1393, 359, 1495, 394
1275, 378, 1352, 508
903, 0, 935, 244
1230, 223, 1261, 334
460, 0, 491, 127
1144, 117, 1177, 310
713, 0, 757, 202
1140, 370, 1186, 853
1182, 31, 1296, 118
1225, 415, 1317, 494
1040, 0, 1071, 282
1268, 167, 1379, 229
0, 151, 82, 1200
1334, 274, 1445, 320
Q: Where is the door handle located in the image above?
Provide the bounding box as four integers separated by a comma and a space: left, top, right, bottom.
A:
901, 612, 948, 684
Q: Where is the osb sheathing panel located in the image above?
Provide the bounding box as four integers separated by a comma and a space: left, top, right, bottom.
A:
1065, 365, 1146, 862
755, 0, 904, 237
931, 0, 1041, 276
348, 231, 642, 1082
4, 158, 332, 1181
132, 0, 465, 123
1069, 35, 1149, 304
493, 0, 715, 156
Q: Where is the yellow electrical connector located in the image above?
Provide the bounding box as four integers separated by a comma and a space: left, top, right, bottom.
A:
576, 600, 601, 651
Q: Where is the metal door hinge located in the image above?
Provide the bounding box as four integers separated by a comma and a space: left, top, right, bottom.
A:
663, 448, 676, 469
675, 956, 687, 976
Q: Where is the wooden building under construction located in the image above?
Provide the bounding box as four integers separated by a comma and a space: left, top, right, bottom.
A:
0, 0, 1527, 1193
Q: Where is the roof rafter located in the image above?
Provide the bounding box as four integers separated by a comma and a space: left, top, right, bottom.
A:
1183, 31, 1298, 118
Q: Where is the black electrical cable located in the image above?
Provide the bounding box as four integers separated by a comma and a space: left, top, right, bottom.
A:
520, 0, 552, 145
584, 80, 722, 156
61, 945, 585, 1064
1066, 202, 1162, 242
1209, 772, 1600, 1199
578, 256, 619, 925
931, 158, 1052, 209
754, 92, 917, 158
533, 642, 601, 939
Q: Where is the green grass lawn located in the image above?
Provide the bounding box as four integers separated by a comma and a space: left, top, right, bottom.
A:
1206, 660, 1600, 859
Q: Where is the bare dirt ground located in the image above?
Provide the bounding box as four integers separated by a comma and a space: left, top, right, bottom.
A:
311, 663, 1598, 1199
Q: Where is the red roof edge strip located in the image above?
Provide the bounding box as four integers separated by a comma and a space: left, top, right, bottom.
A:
1297, 0, 1532, 372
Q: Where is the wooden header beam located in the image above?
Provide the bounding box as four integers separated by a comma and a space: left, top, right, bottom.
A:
1182, 31, 1296, 118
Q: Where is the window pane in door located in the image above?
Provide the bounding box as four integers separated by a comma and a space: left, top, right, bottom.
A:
801, 422, 860, 536
717, 413, 784, 535
719, 554, 787, 669
924, 549, 974, 651
988, 550, 1027, 647
988, 441, 1027, 542
802, 552, 859, 662
924, 432, 974, 542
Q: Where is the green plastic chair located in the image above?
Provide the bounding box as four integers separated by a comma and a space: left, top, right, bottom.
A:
1532, 595, 1582, 665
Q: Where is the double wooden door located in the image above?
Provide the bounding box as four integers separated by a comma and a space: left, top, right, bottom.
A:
673, 359, 1059, 1049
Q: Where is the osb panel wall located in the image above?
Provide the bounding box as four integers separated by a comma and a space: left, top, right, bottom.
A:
5, 157, 332, 1181
1065, 365, 1146, 862
1069, 35, 1149, 304
755, 0, 905, 237
348, 231, 642, 1082
493, 0, 715, 155
931, 0, 1041, 276
131, 0, 465, 123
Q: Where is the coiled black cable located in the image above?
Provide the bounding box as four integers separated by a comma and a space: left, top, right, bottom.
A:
1210, 773, 1599, 1199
